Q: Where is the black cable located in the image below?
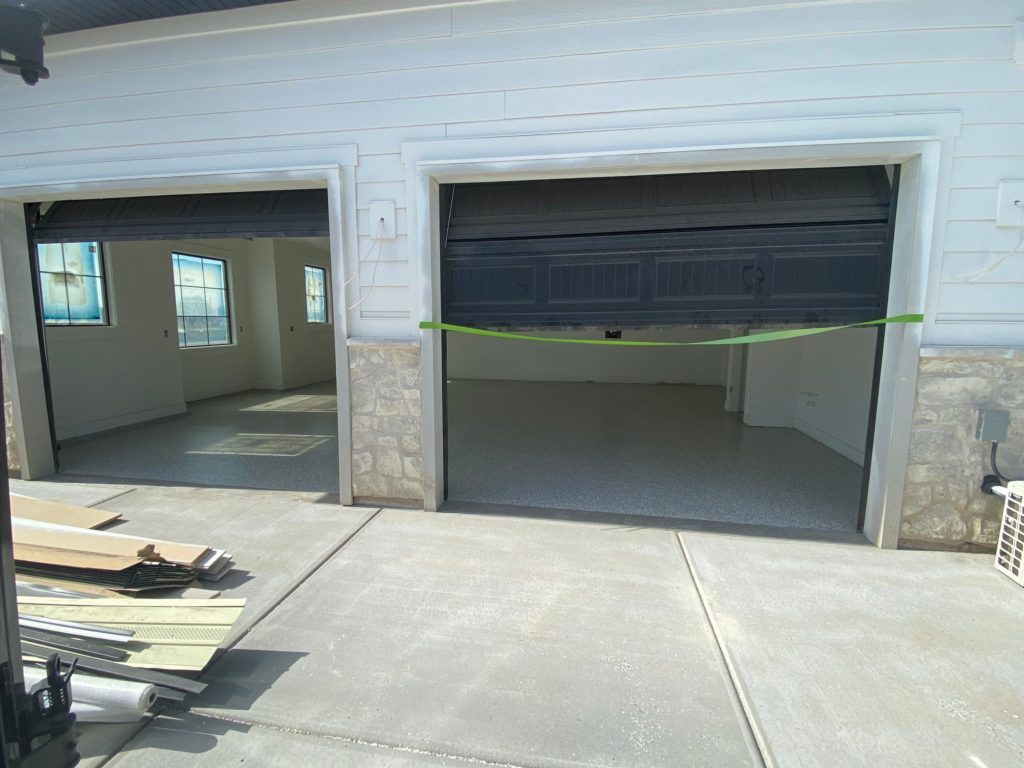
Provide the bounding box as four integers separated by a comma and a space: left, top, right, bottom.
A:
991, 442, 1022, 484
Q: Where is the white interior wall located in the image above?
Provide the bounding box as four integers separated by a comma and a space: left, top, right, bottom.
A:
46, 240, 186, 440
743, 328, 876, 465
177, 239, 260, 401
741, 338, 803, 429
793, 329, 877, 465
0, 0, 1019, 345
246, 239, 284, 390
447, 329, 729, 385
46, 236, 336, 440
273, 239, 336, 389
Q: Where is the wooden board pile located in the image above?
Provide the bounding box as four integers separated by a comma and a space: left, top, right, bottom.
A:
11, 496, 235, 592
9, 495, 246, 723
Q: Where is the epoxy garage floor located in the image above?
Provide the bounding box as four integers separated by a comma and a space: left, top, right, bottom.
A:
56, 382, 338, 492
447, 380, 863, 531
10, 477, 1023, 768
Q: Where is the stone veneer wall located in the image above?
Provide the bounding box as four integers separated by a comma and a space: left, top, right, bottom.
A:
349, 339, 422, 504
900, 347, 1023, 550
1, 334, 19, 477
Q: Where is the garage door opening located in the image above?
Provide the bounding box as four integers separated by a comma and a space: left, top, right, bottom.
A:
27, 190, 340, 494
439, 166, 897, 532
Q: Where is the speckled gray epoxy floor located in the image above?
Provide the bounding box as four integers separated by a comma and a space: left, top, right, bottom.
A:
57, 382, 338, 492
447, 379, 862, 531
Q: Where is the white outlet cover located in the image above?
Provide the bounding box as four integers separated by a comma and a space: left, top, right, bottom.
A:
368, 200, 396, 239
996, 181, 1024, 227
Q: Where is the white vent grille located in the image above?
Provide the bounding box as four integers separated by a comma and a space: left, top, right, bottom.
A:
996, 481, 1024, 586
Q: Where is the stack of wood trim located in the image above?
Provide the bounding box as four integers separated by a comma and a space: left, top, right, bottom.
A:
19, 597, 246, 671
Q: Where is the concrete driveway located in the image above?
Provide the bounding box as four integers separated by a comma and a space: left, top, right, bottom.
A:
12, 479, 1024, 768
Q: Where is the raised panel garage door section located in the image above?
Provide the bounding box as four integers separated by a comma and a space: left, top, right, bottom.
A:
441, 166, 894, 327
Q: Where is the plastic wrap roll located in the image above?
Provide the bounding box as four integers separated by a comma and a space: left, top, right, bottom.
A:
23, 667, 156, 719
69, 702, 153, 724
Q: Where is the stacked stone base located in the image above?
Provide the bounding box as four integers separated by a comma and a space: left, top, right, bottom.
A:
2, 334, 19, 477
900, 347, 1023, 550
348, 339, 423, 504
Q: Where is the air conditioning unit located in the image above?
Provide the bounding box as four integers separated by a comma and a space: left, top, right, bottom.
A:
996, 481, 1024, 586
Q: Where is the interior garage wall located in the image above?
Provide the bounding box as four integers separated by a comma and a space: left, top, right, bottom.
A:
447, 329, 730, 385
272, 239, 335, 389
46, 237, 336, 440
45, 239, 186, 440
178, 238, 261, 401
177, 238, 335, 398
743, 328, 876, 465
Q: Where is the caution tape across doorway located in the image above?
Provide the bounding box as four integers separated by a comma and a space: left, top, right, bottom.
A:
419, 314, 923, 347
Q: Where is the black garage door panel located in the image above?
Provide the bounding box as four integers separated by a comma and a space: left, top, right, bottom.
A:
30, 189, 329, 242
446, 167, 891, 242
442, 168, 894, 327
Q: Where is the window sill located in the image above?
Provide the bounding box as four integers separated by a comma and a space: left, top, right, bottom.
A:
179, 343, 242, 357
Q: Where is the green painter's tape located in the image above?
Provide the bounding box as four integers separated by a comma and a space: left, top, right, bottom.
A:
419, 314, 923, 347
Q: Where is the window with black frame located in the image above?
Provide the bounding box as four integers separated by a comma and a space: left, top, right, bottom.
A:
304, 264, 329, 324
36, 242, 109, 325
172, 253, 231, 347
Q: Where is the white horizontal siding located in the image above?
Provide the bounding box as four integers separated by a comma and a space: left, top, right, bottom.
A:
452, 0, 1019, 37
503, 62, 1022, 119
0, 92, 505, 157
941, 253, 1024, 283
3, 26, 1009, 132
944, 222, 1024, 252
41, 7, 454, 79
446, 92, 1024, 140
0, 0, 1021, 340
947, 189, 1000, 221
356, 155, 407, 184
12, 0, 1011, 110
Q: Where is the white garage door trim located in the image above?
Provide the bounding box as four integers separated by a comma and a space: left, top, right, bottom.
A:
404, 112, 960, 548
0, 147, 359, 504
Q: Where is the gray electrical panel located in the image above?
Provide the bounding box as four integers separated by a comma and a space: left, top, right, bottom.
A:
976, 409, 1011, 442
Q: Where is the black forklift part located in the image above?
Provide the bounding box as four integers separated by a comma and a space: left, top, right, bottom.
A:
0, 5, 49, 86
1, 362, 80, 766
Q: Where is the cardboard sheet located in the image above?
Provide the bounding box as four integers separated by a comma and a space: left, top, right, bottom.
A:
11, 495, 121, 529
12, 519, 210, 565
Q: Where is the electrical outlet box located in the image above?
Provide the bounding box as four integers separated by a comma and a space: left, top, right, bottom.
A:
368, 200, 396, 239
996, 181, 1024, 227
976, 409, 1010, 442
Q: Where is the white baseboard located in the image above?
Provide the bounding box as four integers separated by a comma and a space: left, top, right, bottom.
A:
794, 418, 865, 466
57, 402, 187, 440
743, 414, 795, 429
